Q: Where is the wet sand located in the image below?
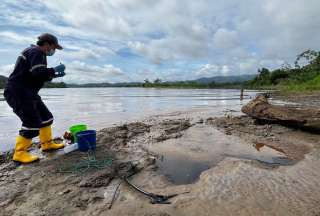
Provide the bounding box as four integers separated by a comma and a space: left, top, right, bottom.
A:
1, 94, 320, 216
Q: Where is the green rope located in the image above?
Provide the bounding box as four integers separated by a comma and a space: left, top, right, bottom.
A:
57, 150, 113, 174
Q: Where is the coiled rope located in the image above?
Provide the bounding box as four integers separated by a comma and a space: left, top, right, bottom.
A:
57, 150, 113, 173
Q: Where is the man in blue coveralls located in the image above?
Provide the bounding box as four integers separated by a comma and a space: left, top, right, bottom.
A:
4, 33, 66, 164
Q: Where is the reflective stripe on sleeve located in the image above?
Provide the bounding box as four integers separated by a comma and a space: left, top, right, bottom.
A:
21, 126, 40, 131
41, 118, 54, 124
20, 54, 27, 60
29, 64, 46, 72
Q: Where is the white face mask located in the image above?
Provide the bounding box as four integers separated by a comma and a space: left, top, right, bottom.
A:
47, 48, 55, 56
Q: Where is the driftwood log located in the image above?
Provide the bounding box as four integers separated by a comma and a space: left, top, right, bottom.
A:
241, 95, 320, 133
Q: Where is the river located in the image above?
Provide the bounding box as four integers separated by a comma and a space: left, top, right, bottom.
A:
0, 88, 260, 152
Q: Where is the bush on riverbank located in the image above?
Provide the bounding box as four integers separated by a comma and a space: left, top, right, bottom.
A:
0, 75, 7, 89
247, 50, 320, 92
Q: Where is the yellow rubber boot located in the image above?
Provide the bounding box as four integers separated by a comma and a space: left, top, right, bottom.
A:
13, 135, 39, 163
40, 125, 64, 151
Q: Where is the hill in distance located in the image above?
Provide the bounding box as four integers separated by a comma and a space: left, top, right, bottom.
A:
194, 74, 256, 84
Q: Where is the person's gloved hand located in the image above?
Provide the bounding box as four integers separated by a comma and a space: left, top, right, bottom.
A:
54, 71, 65, 78
53, 64, 66, 78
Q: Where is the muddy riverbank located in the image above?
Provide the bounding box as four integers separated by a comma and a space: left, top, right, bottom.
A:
1, 93, 320, 216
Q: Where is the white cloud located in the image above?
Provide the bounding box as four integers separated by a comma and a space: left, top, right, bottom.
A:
195, 64, 232, 78
221, 65, 230, 75
63, 49, 101, 61
41, 0, 133, 38
238, 59, 258, 73
0, 64, 15, 77
61, 61, 127, 83
128, 23, 210, 64
195, 64, 219, 77
1, 0, 320, 82
40, 0, 213, 63
130, 69, 158, 82
212, 28, 240, 50
0, 31, 34, 45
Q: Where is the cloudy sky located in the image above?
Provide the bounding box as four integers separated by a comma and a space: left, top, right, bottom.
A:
0, 0, 320, 83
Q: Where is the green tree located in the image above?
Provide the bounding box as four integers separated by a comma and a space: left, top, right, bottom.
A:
144, 79, 150, 84
154, 78, 162, 84
294, 50, 319, 68
258, 68, 270, 77
142, 79, 150, 87
270, 69, 289, 85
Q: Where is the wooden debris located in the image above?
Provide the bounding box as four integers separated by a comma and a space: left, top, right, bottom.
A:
242, 95, 320, 132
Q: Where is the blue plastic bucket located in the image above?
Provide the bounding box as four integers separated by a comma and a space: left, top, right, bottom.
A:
76, 130, 96, 152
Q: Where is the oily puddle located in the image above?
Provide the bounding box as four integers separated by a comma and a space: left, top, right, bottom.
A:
155, 151, 213, 185
151, 126, 297, 185
231, 142, 296, 166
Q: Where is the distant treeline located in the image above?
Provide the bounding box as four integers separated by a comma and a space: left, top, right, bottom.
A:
44, 82, 67, 88
67, 80, 246, 89
140, 79, 244, 89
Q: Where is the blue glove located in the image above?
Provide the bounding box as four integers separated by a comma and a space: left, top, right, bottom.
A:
53, 64, 66, 78
54, 71, 65, 78
54, 64, 66, 72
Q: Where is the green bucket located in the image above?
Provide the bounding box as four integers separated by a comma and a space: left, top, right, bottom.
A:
69, 124, 87, 143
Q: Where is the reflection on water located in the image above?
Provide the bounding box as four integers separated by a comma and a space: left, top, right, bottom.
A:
254, 142, 285, 154
0, 88, 261, 152
156, 152, 211, 185
156, 142, 294, 185
251, 142, 295, 165
152, 125, 295, 185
